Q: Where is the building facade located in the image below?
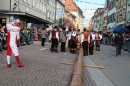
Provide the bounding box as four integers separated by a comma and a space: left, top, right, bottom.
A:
55, 0, 65, 29
115, 0, 126, 26
99, 10, 104, 31
60, 0, 84, 31
77, 7, 85, 31
125, 0, 130, 28
0, 0, 55, 28
103, 0, 109, 32
107, 0, 116, 32
91, 8, 103, 31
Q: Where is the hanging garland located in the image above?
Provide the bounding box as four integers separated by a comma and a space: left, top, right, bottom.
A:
75, 0, 105, 6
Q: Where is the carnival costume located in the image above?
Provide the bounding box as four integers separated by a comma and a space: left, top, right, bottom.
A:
95, 33, 101, 51
6, 22, 24, 67
69, 31, 77, 53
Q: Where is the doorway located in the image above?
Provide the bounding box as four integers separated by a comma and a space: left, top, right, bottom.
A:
0, 18, 6, 27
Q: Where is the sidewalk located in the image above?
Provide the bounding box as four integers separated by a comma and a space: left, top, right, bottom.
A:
84, 56, 115, 86
106, 44, 130, 55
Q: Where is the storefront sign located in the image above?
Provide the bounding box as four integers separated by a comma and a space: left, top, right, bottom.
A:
10, 19, 20, 22
125, 23, 130, 26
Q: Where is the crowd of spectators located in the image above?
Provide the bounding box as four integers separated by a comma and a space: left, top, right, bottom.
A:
1, 23, 130, 53
0, 24, 6, 52
101, 32, 130, 52
0, 23, 51, 53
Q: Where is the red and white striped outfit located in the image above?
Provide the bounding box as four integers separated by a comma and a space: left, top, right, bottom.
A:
6, 22, 24, 67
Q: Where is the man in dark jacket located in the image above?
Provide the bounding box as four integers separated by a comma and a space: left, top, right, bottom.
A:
114, 33, 123, 57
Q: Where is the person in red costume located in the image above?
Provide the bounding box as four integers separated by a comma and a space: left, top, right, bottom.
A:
6, 22, 24, 67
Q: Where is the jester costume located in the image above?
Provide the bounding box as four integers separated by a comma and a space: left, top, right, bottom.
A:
6, 22, 24, 67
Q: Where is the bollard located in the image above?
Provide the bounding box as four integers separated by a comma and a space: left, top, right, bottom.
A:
69, 48, 83, 86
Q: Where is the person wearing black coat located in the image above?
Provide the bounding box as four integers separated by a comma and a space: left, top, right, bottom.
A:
114, 33, 123, 57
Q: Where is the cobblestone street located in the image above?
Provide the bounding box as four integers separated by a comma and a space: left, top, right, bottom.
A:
0, 42, 95, 86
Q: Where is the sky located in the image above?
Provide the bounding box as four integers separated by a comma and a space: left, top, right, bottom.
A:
75, 0, 105, 27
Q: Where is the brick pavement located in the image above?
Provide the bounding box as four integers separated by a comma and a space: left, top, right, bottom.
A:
0, 41, 96, 86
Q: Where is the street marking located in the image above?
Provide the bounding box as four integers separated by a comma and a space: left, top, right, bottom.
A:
95, 51, 100, 53
39, 48, 48, 51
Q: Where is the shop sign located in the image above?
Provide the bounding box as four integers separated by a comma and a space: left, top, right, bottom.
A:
10, 19, 20, 22
125, 22, 130, 26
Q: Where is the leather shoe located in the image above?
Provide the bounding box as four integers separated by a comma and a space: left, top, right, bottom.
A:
18, 64, 24, 67
7, 64, 11, 67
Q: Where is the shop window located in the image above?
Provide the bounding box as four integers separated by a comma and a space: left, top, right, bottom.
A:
2, 19, 6, 23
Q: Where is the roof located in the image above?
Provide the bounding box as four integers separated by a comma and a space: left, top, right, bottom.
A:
58, 0, 65, 7
94, 8, 104, 14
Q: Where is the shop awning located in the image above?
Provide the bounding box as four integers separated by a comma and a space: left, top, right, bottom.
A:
0, 11, 52, 24
113, 24, 130, 33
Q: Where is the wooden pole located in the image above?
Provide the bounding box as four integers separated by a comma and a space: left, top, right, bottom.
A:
69, 48, 83, 86
60, 62, 104, 69
60, 62, 74, 65
83, 64, 104, 69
